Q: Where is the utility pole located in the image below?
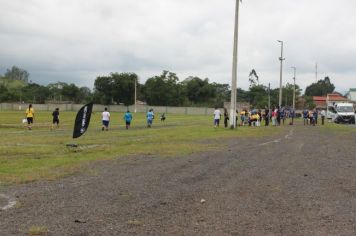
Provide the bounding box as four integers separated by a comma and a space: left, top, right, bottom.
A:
268, 83, 271, 125
134, 78, 137, 113
315, 63, 318, 83
291, 66, 296, 111
291, 66, 296, 125
229, 0, 240, 129
277, 40, 285, 108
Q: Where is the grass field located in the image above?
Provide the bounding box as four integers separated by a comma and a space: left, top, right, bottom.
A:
3, 110, 352, 185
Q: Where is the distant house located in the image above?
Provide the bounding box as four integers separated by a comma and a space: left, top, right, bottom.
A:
313, 96, 326, 108
346, 88, 356, 102
313, 93, 348, 108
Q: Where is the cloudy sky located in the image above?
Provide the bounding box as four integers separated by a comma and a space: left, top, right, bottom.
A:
0, 0, 355, 93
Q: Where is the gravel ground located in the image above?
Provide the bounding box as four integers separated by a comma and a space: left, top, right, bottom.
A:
1, 124, 356, 235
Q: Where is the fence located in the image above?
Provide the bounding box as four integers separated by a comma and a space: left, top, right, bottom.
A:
0, 103, 217, 116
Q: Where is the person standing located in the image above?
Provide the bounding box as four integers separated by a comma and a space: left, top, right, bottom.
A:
102, 107, 110, 131
320, 109, 326, 125
213, 107, 221, 128
276, 106, 281, 126
303, 109, 308, 125
123, 110, 133, 129
223, 108, 229, 128
265, 107, 270, 126
146, 109, 154, 128
312, 109, 318, 126
240, 109, 245, 126
280, 107, 285, 125
51, 108, 60, 130
25, 104, 34, 130
290, 108, 295, 125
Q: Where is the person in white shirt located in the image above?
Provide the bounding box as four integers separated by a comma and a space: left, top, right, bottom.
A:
320, 109, 326, 125
213, 107, 221, 128
102, 107, 110, 131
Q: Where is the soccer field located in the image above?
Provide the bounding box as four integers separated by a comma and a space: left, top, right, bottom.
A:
0, 110, 281, 184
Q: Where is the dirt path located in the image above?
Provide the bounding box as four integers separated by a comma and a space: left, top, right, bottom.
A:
1, 125, 356, 235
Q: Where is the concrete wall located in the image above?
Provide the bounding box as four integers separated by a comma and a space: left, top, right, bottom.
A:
0, 103, 218, 115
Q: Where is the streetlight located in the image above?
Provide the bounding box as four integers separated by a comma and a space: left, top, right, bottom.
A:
229, 0, 241, 129
277, 40, 285, 108
291, 66, 296, 111
134, 77, 137, 113
291, 66, 296, 125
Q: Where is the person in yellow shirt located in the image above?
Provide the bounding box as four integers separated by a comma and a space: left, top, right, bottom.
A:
25, 104, 34, 130
240, 110, 246, 126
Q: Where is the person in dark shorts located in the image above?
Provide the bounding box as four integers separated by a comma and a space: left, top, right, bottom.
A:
51, 108, 60, 129
223, 108, 229, 128
102, 107, 110, 131
124, 110, 133, 129
25, 104, 34, 130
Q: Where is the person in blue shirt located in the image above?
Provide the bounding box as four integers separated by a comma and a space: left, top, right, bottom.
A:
280, 107, 285, 125
312, 109, 318, 126
123, 110, 133, 129
146, 109, 154, 128
290, 108, 295, 125
303, 109, 309, 125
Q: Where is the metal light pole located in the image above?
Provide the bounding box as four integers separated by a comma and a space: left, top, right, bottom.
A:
291, 66, 296, 111
268, 83, 271, 125
277, 40, 284, 108
134, 78, 137, 113
229, 0, 240, 129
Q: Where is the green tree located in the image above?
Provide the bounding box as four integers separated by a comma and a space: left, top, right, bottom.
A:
0, 85, 13, 102
94, 72, 137, 105
305, 76, 335, 96
304, 96, 316, 109
282, 83, 302, 107
77, 87, 92, 103
211, 82, 229, 107
4, 66, 29, 82
235, 88, 249, 103
184, 77, 216, 105
21, 83, 50, 103
248, 85, 268, 108
47, 82, 68, 101
144, 71, 184, 106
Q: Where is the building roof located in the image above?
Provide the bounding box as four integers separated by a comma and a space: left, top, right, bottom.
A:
313, 96, 326, 101
327, 93, 348, 101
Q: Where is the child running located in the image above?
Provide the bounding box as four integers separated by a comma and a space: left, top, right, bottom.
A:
102, 107, 110, 131
25, 104, 34, 130
146, 109, 154, 128
213, 107, 221, 128
123, 110, 133, 129
51, 108, 60, 129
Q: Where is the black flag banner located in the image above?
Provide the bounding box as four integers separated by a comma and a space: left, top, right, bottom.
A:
72, 102, 93, 139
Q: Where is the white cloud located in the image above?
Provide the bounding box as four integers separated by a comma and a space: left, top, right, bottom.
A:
0, 0, 355, 93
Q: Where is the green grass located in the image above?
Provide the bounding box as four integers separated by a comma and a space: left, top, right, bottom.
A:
28, 226, 48, 236
0, 110, 283, 184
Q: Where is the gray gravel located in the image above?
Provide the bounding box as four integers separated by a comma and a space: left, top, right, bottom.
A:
1, 124, 356, 235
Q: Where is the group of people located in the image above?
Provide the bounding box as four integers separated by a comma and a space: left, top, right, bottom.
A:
24, 104, 60, 130
101, 108, 134, 131
302, 109, 326, 126
214, 106, 299, 128
24, 104, 165, 131
24, 104, 328, 131
214, 106, 329, 128
101, 108, 161, 131
214, 107, 264, 128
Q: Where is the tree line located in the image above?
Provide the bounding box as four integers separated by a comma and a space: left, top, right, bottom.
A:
0, 66, 336, 109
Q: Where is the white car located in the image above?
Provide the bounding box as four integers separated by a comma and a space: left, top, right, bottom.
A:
327, 103, 355, 124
